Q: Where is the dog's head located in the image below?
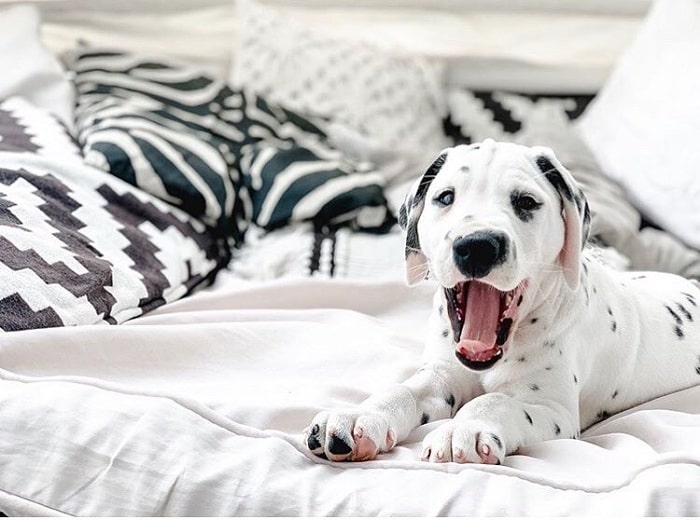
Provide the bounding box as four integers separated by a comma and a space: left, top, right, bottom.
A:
399, 139, 590, 371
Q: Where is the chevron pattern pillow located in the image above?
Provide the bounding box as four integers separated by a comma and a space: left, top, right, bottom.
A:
0, 99, 228, 331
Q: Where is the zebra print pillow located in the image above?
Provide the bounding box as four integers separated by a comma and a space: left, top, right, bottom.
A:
72, 48, 249, 244
240, 139, 395, 232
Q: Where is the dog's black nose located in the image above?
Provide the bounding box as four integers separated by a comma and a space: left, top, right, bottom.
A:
452, 231, 507, 278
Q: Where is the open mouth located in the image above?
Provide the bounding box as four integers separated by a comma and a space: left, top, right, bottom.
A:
444, 280, 526, 371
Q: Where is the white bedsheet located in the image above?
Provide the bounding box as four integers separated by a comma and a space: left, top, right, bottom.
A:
1, 231, 699, 516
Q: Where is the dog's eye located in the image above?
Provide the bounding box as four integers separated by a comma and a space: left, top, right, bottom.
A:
511, 192, 542, 221
513, 194, 541, 211
434, 189, 455, 207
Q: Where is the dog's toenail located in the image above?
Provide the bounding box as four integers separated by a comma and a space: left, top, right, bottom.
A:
354, 427, 364, 438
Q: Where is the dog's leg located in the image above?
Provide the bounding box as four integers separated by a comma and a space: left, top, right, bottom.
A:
305, 360, 479, 462
421, 380, 578, 465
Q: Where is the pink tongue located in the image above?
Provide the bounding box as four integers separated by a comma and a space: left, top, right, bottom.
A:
458, 282, 500, 356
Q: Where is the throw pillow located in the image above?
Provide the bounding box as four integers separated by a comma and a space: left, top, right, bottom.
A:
0, 5, 75, 129
72, 47, 246, 242
240, 139, 394, 232
0, 97, 82, 161
577, 0, 700, 249
0, 101, 228, 331
231, 0, 449, 157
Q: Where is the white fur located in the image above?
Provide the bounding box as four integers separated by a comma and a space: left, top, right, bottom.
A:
305, 140, 700, 464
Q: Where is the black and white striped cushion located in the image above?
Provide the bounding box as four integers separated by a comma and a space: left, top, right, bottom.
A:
72, 48, 251, 243
73, 47, 395, 241
240, 139, 395, 232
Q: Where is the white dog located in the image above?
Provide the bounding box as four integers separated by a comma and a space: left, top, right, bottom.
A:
305, 139, 700, 464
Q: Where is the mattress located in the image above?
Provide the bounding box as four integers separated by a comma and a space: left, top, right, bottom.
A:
1, 227, 699, 516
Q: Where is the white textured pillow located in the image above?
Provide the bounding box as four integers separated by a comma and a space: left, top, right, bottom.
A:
230, 0, 449, 158
577, 0, 700, 249
0, 5, 74, 130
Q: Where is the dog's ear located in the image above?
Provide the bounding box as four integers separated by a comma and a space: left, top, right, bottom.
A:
399, 151, 448, 286
531, 147, 591, 291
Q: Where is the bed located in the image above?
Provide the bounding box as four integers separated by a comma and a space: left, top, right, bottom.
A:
1, 0, 699, 516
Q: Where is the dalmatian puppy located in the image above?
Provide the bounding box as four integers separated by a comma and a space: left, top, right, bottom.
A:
305, 139, 700, 464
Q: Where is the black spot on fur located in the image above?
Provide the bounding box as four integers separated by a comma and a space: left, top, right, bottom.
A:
543, 340, 555, 348
677, 303, 693, 321
592, 286, 597, 294
696, 366, 700, 375
414, 153, 447, 205
611, 321, 617, 332
607, 306, 613, 316
675, 325, 685, 339
583, 263, 589, 274
524, 410, 533, 425
573, 374, 578, 384
446, 394, 456, 408
666, 305, 682, 324
442, 329, 449, 338
554, 423, 561, 436
545, 366, 552, 371
529, 383, 540, 391
489, 433, 503, 450
612, 390, 618, 399
682, 292, 697, 307
596, 410, 611, 421
530, 318, 539, 324
421, 412, 430, 425
537, 156, 573, 201
632, 275, 647, 280
517, 356, 526, 363
398, 201, 408, 230
439, 305, 444, 316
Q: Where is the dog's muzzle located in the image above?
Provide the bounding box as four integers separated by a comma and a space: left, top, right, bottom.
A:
452, 231, 507, 279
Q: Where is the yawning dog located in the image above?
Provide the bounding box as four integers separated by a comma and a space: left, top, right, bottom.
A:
305, 139, 700, 464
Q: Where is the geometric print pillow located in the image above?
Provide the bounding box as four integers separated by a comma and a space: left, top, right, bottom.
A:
240, 139, 395, 232
443, 89, 594, 145
0, 103, 229, 331
232, 0, 450, 157
72, 47, 247, 243
0, 97, 82, 161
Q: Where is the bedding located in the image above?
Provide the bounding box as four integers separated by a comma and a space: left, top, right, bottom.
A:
1, 235, 699, 515
1, 0, 699, 516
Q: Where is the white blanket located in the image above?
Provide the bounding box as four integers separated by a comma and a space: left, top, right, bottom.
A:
0, 228, 699, 516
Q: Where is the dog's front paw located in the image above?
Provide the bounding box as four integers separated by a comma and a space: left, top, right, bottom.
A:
421, 420, 505, 465
304, 409, 396, 462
